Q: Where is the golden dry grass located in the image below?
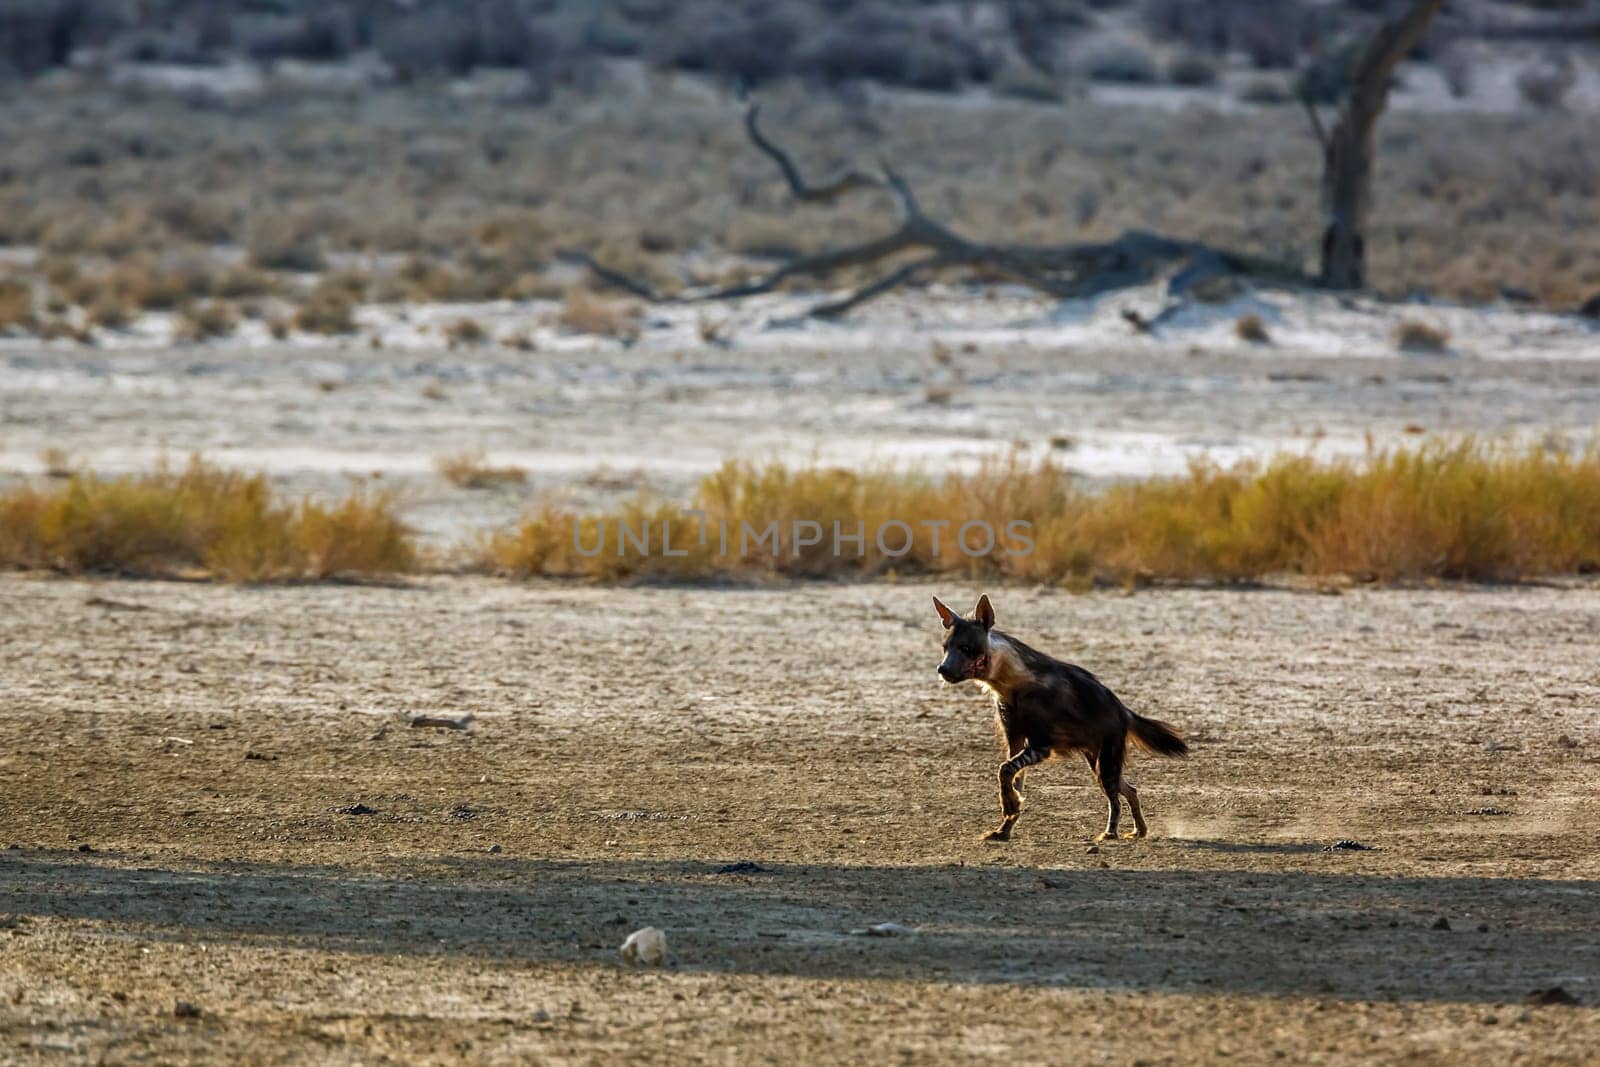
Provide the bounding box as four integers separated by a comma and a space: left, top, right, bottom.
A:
0, 458, 414, 581
479, 442, 1600, 585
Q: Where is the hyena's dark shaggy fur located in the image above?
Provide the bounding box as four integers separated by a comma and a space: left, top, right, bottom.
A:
934, 594, 1188, 842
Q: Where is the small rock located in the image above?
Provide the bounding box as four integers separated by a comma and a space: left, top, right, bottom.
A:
77, 843, 94, 853
619, 926, 668, 966
1477, 923, 1489, 932
1464, 807, 1513, 816
1431, 916, 1451, 931
716, 861, 767, 875
1556, 734, 1578, 749
409, 713, 474, 731
336, 803, 377, 816
489, 844, 502, 854
849, 922, 913, 937
1085, 845, 1100, 855
1524, 986, 1580, 1007
243, 751, 276, 761
173, 1001, 201, 1019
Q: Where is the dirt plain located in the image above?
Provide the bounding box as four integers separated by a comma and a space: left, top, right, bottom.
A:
2, 574, 1598, 1064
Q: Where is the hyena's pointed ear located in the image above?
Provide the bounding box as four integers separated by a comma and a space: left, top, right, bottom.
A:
974, 594, 995, 630
932, 596, 956, 629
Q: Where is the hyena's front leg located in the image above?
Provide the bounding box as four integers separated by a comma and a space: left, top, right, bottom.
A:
983, 745, 1049, 842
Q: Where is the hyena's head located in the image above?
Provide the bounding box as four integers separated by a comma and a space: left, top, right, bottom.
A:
933, 594, 995, 684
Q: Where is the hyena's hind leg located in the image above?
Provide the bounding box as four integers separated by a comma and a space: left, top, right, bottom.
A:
1088, 737, 1127, 843
1120, 779, 1147, 838
984, 745, 1048, 842
1080, 752, 1145, 839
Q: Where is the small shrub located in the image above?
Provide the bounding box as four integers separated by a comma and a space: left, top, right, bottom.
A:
1078, 39, 1159, 84
436, 451, 528, 490
40, 447, 74, 478
556, 287, 640, 341
247, 225, 325, 273
992, 56, 1062, 101
1167, 51, 1218, 87
1438, 42, 1473, 100
1235, 314, 1270, 343
293, 279, 359, 335
0, 278, 35, 333
1516, 58, 1575, 112
443, 316, 487, 347
1394, 319, 1450, 353
175, 300, 238, 343
86, 290, 134, 331
1239, 77, 1291, 105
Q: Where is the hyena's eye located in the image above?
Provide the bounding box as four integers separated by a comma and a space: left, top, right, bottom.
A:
962, 643, 979, 656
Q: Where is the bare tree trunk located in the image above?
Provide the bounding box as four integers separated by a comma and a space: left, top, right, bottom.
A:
1312, 0, 1444, 289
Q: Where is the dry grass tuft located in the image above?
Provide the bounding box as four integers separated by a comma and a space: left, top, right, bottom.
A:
174, 301, 239, 342
436, 451, 528, 490
0, 278, 37, 334
555, 287, 641, 341
293, 285, 358, 335
1234, 314, 1270, 343
0, 457, 414, 581
1394, 319, 1451, 354
443, 317, 488, 348
478, 441, 1600, 585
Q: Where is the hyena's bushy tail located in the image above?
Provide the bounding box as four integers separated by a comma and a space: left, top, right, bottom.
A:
1129, 713, 1189, 758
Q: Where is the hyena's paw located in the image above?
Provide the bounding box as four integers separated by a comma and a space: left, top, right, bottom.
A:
1093, 830, 1117, 843
1121, 828, 1147, 840
981, 826, 1013, 843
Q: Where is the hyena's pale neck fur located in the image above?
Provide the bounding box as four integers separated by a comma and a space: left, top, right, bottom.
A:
975, 632, 1033, 704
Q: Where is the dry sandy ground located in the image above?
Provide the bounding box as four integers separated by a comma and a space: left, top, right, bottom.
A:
1, 575, 1598, 1064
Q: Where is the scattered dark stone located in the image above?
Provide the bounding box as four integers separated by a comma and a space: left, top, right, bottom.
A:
243, 751, 276, 761
1085, 845, 1100, 855
1431, 916, 1452, 931
173, 1001, 201, 1019
5, 843, 18, 850
1464, 806, 1513, 816
84, 596, 149, 612
1323, 840, 1376, 852
489, 844, 503, 854
1556, 734, 1578, 749
450, 804, 476, 820
336, 803, 377, 816
1524, 986, 1580, 1007
1578, 293, 1600, 319
208, 723, 227, 730
77, 843, 94, 853
1477, 923, 1490, 932
716, 861, 767, 874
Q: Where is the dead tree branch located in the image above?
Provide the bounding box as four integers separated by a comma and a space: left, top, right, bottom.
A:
570, 105, 1314, 319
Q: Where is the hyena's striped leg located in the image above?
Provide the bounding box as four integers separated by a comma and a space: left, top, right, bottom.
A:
983, 745, 1049, 842
1008, 742, 1030, 799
